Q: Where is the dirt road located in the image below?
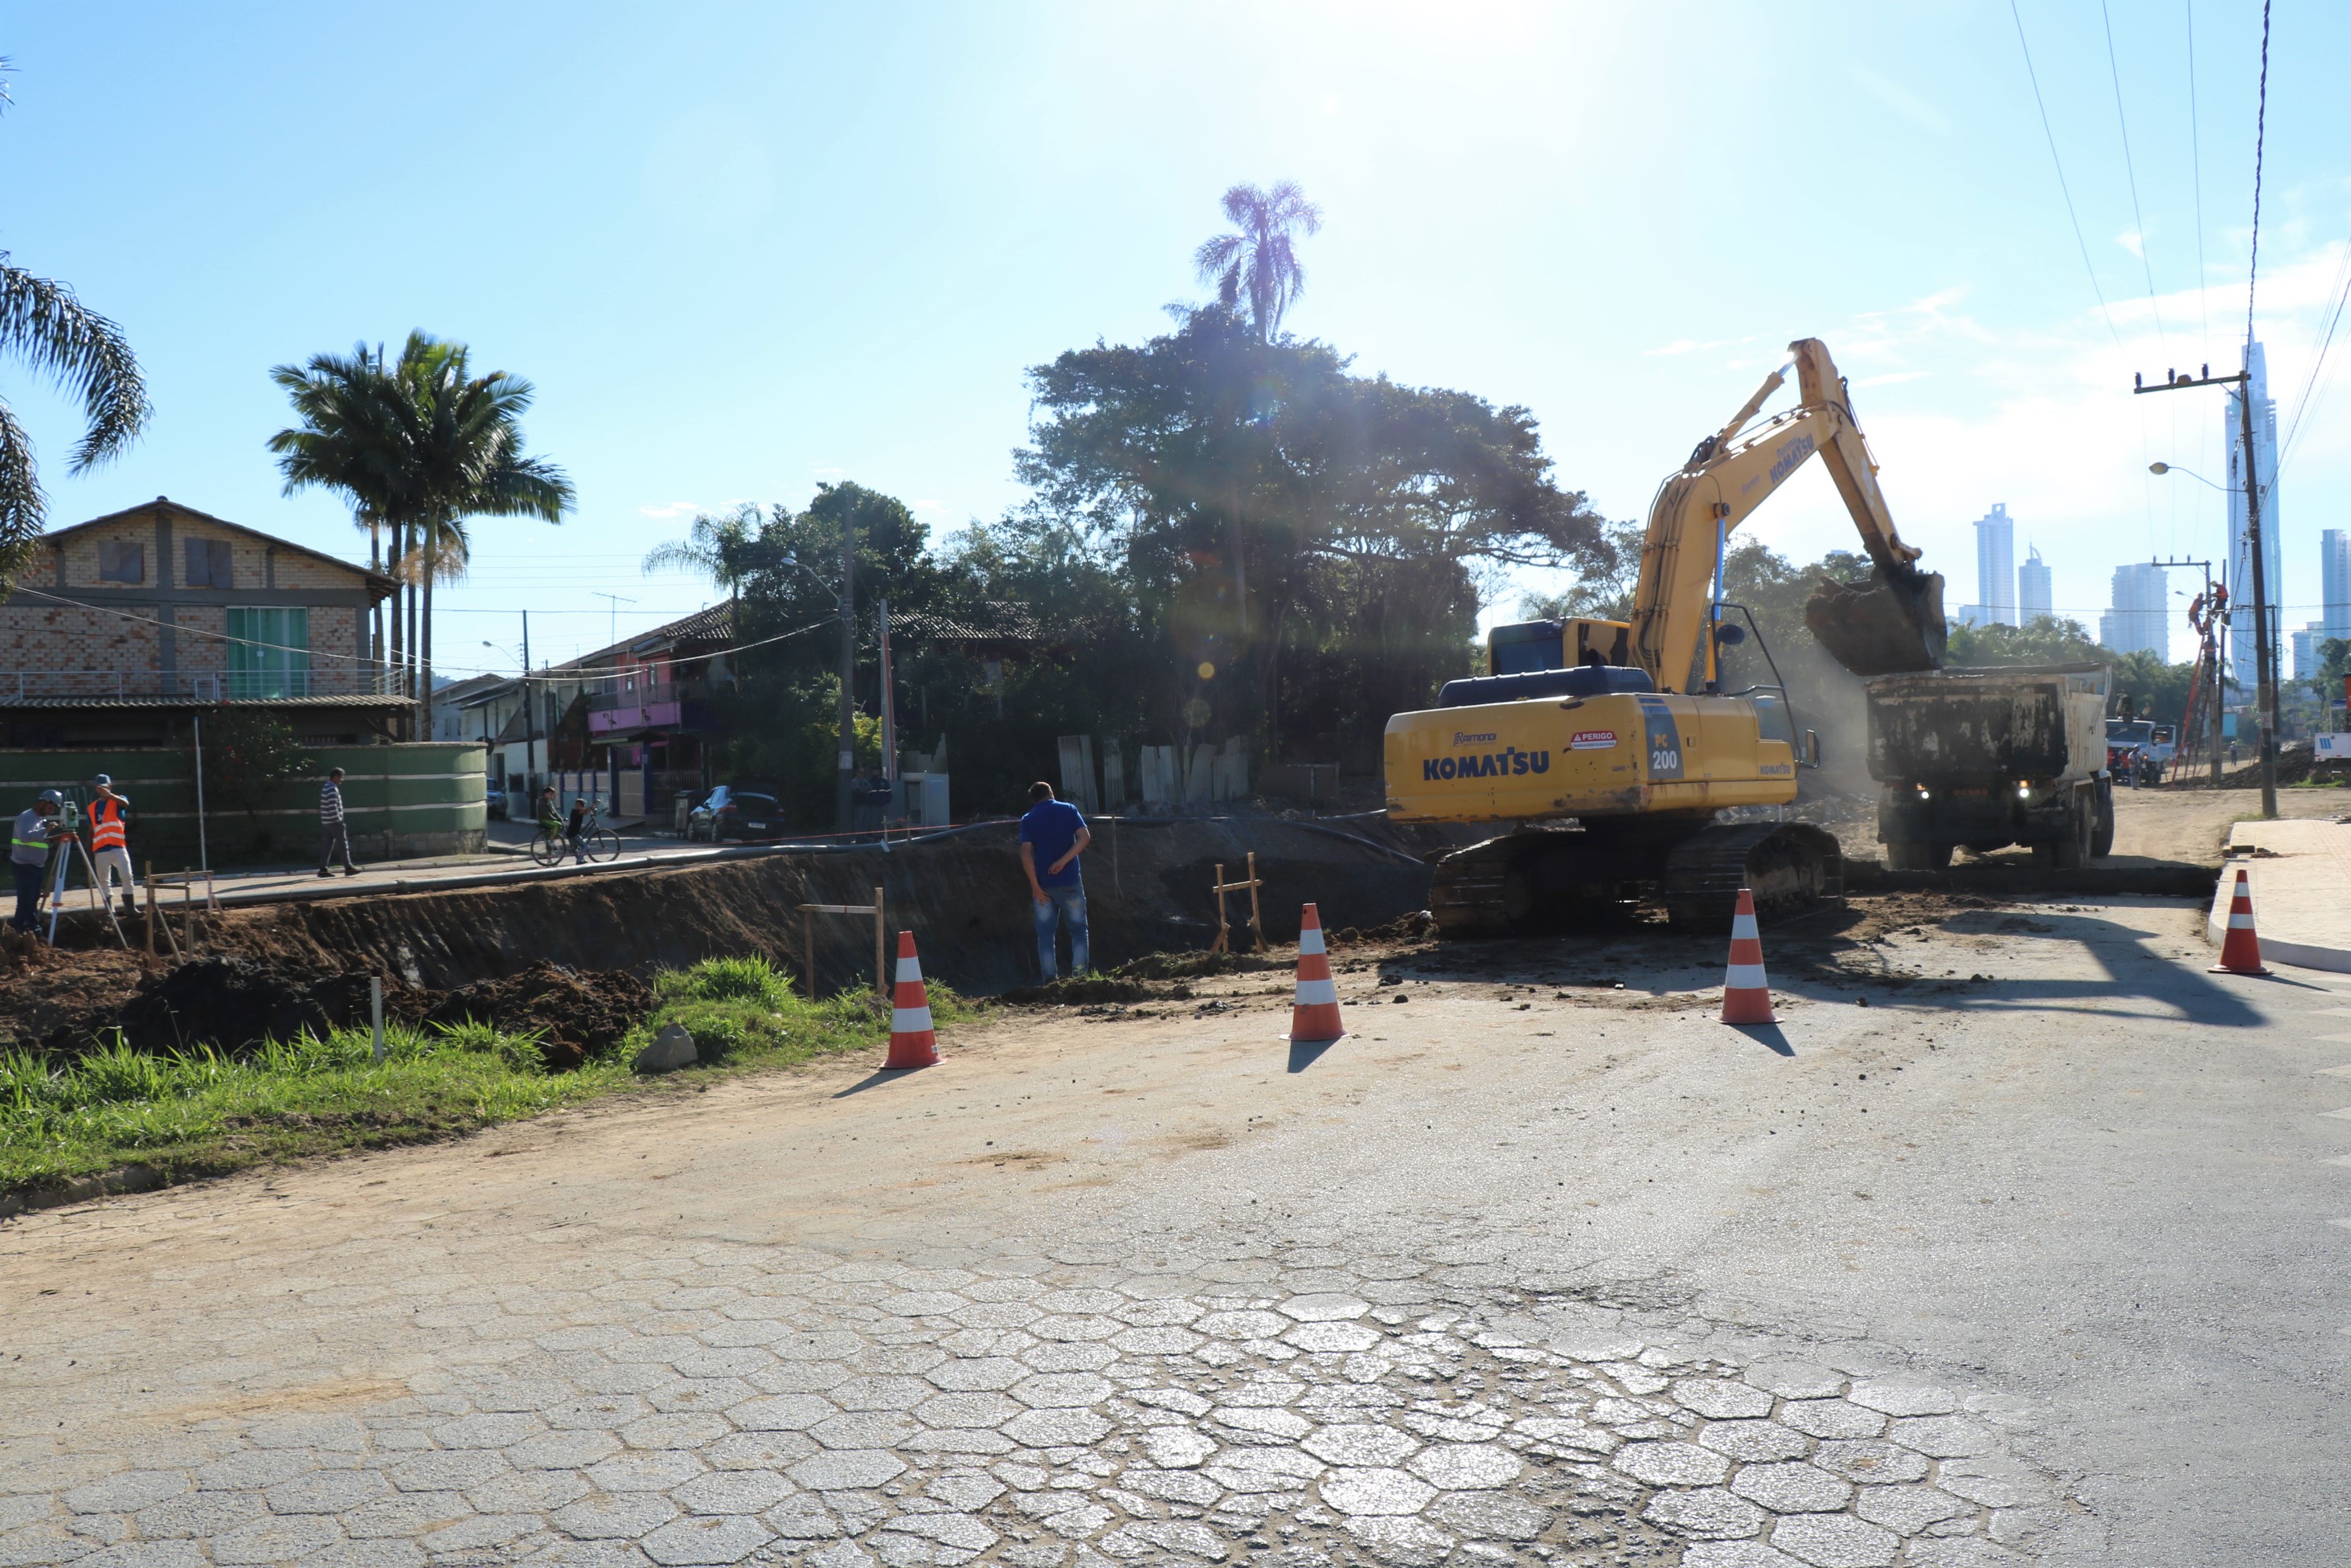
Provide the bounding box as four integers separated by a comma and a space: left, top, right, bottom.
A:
6, 894, 2347, 1566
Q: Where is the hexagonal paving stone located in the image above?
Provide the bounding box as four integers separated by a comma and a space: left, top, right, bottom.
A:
1809, 1441, 1931, 1485
1276, 1295, 1369, 1323
1010, 1373, 1112, 1409
922, 1357, 1028, 1394
702, 1433, 817, 1472
1130, 1389, 1213, 1418
1767, 1513, 1900, 1568
555, 1495, 686, 1541
465, 1468, 591, 1513
1109, 1327, 1205, 1356
1934, 1455, 2058, 1509
1284, 1322, 1382, 1354
1641, 1487, 1767, 1541
1889, 1415, 1998, 1459
543, 1397, 653, 1432
1695, 1419, 1811, 1463
1672, 1379, 1776, 1420
1405, 1445, 1519, 1492
1203, 1447, 1325, 1493
133, 1491, 271, 1540
1339, 1513, 1456, 1566
210, 1515, 344, 1565
1320, 1468, 1437, 1517
1728, 1463, 1851, 1514
638, 1514, 774, 1566
785, 1450, 906, 1492
585, 1451, 706, 1492
418, 1513, 540, 1554
61, 1475, 189, 1517
428, 1414, 544, 1449
1027, 1315, 1122, 1344
336, 1493, 473, 1541
915, 1392, 1025, 1429
924, 1474, 1005, 1512
1213, 1406, 1310, 1442
1426, 1490, 1549, 1541
1304, 1424, 1419, 1468
1100, 1518, 1227, 1561
727, 1394, 835, 1432
262, 1472, 391, 1515
504, 1431, 623, 1470
673, 1471, 796, 1517
383, 1452, 508, 1493
1853, 1484, 1975, 1534
1001, 1410, 1113, 1448
1776, 1401, 1886, 1440
1194, 1311, 1290, 1341
1846, 1382, 1956, 1419
1612, 1441, 1730, 1488
1680, 1544, 1808, 1568
1509, 1418, 1617, 1455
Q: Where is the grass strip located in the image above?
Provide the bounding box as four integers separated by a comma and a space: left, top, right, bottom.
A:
0, 956, 971, 1199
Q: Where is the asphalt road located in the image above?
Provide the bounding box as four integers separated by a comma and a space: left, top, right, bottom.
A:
2, 893, 2345, 1566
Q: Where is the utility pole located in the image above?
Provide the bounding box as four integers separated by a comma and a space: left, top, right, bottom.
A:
2133, 359, 2278, 817
521, 610, 537, 802
836, 510, 856, 835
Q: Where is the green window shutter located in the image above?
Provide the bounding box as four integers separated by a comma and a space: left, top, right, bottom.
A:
225, 608, 310, 699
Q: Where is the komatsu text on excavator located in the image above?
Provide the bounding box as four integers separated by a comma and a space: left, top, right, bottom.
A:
1382, 338, 1947, 933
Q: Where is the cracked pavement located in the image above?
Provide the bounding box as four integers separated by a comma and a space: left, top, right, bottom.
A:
5, 894, 2347, 1566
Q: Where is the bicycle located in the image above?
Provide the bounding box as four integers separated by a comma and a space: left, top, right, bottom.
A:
530, 808, 622, 866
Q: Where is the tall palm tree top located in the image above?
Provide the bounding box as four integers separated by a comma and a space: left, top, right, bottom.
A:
1193, 180, 1323, 342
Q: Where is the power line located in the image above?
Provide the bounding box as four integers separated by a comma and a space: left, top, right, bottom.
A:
2186, 0, 2210, 349
2100, 0, 2165, 339
2246, 0, 2270, 346
2010, 0, 2124, 347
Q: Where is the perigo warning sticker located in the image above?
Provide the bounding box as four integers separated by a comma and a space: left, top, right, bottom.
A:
1569, 731, 1618, 750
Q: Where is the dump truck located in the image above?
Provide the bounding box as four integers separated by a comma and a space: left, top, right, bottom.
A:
1866, 662, 2114, 870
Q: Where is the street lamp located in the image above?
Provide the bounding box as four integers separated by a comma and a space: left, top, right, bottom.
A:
2146, 461, 2236, 492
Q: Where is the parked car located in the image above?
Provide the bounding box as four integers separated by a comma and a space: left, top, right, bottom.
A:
686, 784, 785, 842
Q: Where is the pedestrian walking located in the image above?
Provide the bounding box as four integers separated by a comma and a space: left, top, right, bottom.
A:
10, 789, 65, 935
318, 766, 358, 878
565, 797, 591, 865
1018, 780, 1092, 980
84, 773, 137, 918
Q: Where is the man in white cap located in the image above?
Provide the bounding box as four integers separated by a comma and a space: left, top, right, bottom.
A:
84, 773, 137, 919
10, 789, 65, 935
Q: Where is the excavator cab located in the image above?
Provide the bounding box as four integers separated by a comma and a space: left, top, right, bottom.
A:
1485, 618, 1633, 676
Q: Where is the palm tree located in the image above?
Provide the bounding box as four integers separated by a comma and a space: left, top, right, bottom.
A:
642, 502, 758, 591
268, 344, 411, 694
272, 332, 571, 736
1192, 181, 1323, 342
0, 256, 152, 587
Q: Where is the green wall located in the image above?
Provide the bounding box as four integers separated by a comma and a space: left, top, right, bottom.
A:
0, 743, 487, 864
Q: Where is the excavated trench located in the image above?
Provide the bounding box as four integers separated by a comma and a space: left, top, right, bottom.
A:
5, 818, 1444, 1056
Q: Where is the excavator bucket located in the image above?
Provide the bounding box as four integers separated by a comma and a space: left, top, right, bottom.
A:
1805, 564, 1948, 676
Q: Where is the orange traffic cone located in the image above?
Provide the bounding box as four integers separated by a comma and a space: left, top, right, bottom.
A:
2209, 867, 2271, 976
1288, 903, 1347, 1045
884, 930, 940, 1068
1718, 887, 1776, 1024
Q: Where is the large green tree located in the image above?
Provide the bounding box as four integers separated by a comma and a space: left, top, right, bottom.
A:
1019, 305, 1607, 758
272, 332, 572, 734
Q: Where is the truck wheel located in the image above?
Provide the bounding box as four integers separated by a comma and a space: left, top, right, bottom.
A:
2090, 782, 2115, 858
2050, 791, 2091, 870
1886, 839, 1951, 872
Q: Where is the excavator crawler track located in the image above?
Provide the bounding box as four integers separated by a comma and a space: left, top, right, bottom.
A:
1427, 821, 1841, 938
1657, 821, 1843, 931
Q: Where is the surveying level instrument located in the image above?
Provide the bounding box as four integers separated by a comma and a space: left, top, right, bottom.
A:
41, 788, 128, 949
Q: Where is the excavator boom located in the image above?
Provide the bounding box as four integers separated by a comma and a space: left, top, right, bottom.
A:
1628, 338, 1944, 689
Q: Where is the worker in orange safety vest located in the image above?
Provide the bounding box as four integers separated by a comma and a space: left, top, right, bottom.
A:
84, 773, 137, 918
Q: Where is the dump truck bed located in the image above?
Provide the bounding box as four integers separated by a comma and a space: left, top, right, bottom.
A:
1866, 663, 2111, 784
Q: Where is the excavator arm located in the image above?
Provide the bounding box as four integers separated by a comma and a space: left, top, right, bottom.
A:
1626, 338, 1944, 691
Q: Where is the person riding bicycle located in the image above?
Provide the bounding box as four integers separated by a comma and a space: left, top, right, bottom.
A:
535, 784, 563, 847
565, 797, 592, 865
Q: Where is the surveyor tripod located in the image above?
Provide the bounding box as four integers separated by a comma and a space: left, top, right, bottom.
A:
42, 796, 128, 949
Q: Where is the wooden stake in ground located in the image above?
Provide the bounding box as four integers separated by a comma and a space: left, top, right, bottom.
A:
1210, 858, 1267, 956
798, 894, 883, 1000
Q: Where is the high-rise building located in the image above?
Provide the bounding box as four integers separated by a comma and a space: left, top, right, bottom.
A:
2322, 528, 2351, 642
2018, 545, 2053, 623
2226, 341, 2282, 675
2293, 623, 2320, 681
1973, 504, 2016, 627
2099, 563, 2169, 659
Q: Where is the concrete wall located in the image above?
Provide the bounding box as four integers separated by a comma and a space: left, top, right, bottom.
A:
0, 743, 486, 866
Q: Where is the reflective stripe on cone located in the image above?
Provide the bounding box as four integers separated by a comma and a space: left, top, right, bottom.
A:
884, 929, 940, 1068
2209, 867, 2271, 976
1288, 903, 1347, 1044
1719, 888, 1776, 1025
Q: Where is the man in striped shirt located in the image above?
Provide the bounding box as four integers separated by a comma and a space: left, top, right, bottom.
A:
318, 767, 358, 878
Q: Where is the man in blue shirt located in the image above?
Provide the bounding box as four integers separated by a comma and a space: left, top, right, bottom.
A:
1018, 781, 1091, 980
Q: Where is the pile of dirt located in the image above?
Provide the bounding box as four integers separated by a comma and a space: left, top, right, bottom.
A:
423, 963, 651, 1070
114, 959, 382, 1056
0, 935, 153, 1054
2169, 743, 2347, 790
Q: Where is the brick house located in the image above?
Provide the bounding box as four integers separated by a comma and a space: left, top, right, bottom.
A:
0, 496, 407, 747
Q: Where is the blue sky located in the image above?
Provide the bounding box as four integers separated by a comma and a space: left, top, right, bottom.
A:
4, 1, 2346, 673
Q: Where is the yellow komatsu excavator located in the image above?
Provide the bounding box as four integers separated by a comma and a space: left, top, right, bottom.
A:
1382, 338, 1946, 933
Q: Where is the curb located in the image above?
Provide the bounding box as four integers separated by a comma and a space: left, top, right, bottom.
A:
2203, 874, 2351, 973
